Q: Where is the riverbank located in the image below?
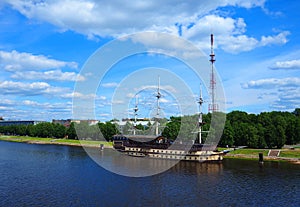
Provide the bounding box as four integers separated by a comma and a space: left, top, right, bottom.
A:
1, 136, 299, 163
221, 147, 300, 164
0, 135, 113, 148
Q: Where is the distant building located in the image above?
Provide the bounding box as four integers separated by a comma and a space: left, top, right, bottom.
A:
72, 119, 99, 125
112, 119, 155, 133
52, 119, 72, 127
52, 119, 99, 127
0, 120, 44, 126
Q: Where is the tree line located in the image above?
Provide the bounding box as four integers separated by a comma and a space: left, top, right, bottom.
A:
0, 108, 299, 149
0, 121, 119, 141
162, 108, 300, 149
219, 109, 300, 148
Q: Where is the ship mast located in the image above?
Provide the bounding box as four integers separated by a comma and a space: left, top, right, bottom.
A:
155, 76, 161, 136
198, 84, 204, 144
133, 95, 138, 135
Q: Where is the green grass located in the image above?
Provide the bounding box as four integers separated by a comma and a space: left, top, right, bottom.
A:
219, 147, 300, 160
0, 136, 113, 147
0, 136, 53, 142
228, 149, 269, 156
279, 149, 300, 159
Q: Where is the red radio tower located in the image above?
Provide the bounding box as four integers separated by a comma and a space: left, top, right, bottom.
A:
209, 34, 219, 112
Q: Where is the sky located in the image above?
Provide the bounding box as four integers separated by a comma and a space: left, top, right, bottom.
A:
0, 0, 300, 121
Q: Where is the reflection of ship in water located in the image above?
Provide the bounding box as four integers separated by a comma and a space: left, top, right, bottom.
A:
171, 160, 224, 175
113, 77, 224, 162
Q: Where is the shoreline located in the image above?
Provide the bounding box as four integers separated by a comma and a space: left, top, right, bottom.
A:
1, 136, 299, 164
0, 136, 113, 149
224, 154, 300, 164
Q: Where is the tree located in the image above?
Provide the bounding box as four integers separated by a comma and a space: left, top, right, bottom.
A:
264, 124, 276, 148
162, 119, 180, 140
52, 123, 66, 138
67, 122, 77, 139
285, 116, 297, 145
256, 124, 267, 148
227, 111, 250, 124
292, 108, 300, 117
246, 125, 259, 148
219, 121, 234, 147
273, 116, 286, 149
16, 125, 27, 136
98, 122, 119, 141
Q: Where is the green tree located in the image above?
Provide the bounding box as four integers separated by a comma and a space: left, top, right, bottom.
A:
16, 125, 27, 136
52, 123, 66, 138
67, 122, 77, 139
292, 108, 300, 117
162, 119, 180, 140
246, 125, 259, 148
98, 122, 119, 141
256, 123, 267, 148
264, 124, 276, 148
219, 121, 234, 147
273, 115, 286, 148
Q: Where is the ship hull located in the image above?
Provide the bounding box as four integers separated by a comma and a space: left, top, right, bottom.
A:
116, 146, 224, 162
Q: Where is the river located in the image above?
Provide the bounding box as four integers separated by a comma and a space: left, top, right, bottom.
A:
0, 141, 299, 207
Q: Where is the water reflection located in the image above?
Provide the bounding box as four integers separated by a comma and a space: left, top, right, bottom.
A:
171, 161, 223, 175
88, 148, 224, 177
1, 141, 299, 207
85, 148, 179, 177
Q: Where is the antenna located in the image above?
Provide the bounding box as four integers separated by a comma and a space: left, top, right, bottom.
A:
209, 34, 219, 113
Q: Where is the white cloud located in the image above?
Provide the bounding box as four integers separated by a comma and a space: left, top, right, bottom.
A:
4, 0, 263, 36
260, 31, 290, 46
241, 77, 300, 110
271, 87, 300, 110
135, 84, 177, 94
0, 50, 77, 71
3, 1, 287, 54
182, 15, 289, 53
269, 59, 300, 70
61, 92, 96, 99
0, 99, 15, 106
0, 81, 70, 96
101, 82, 119, 88
241, 77, 300, 89
160, 98, 170, 103
0, 98, 73, 120
11, 70, 85, 81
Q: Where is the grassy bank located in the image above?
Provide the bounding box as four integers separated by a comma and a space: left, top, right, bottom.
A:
219, 147, 300, 163
0, 135, 113, 148
1, 136, 299, 163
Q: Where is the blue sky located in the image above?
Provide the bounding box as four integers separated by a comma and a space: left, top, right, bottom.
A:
0, 0, 299, 121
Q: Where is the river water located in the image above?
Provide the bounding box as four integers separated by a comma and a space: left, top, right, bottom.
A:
0, 141, 299, 207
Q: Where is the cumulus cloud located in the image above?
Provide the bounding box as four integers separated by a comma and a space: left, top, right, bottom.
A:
269, 59, 300, 70
182, 15, 289, 53
0, 98, 73, 120
0, 50, 77, 71
61, 92, 97, 99
4, 0, 265, 36
11, 70, 85, 81
0, 81, 70, 96
241, 77, 300, 89
101, 82, 119, 88
271, 87, 300, 110
242, 77, 300, 110
3, 0, 284, 54
260, 31, 290, 46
